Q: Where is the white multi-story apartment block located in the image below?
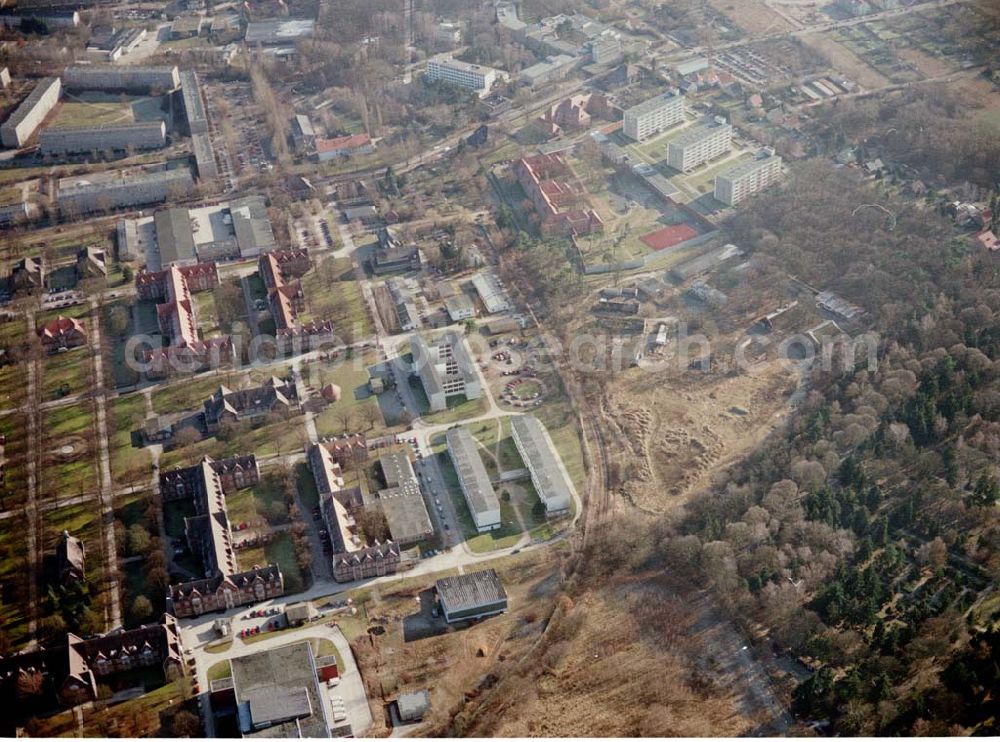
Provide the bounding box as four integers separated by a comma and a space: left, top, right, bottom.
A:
40, 121, 167, 154
666, 122, 732, 172
0, 77, 60, 148
622, 92, 684, 141
446, 427, 501, 532
714, 153, 783, 206
510, 415, 573, 516
59, 169, 194, 215
425, 55, 506, 98
411, 331, 481, 411
63, 65, 180, 93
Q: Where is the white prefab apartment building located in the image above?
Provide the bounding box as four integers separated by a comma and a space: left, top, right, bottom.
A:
63, 65, 180, 93
510, 415, 573, 515
40, 121, 167, 154
411, 331, 482, 412
623, 92, 685, 141
0, 77, 61, 148
425, 55, 506, 98
446, 427, 501, 532
666, 122, 732, 172
714, 153, 783, 205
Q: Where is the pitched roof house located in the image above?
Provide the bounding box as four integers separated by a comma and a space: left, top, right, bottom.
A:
38, 316, 87, 352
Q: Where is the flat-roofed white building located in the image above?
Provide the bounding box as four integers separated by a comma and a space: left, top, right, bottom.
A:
510, 415, 573, 515
666, 121, 732, 172
1, 77, 61, 148
623, 92, 684, 141
471, 272, 512, 314
714, 153, 782, 205
39, 121, 167, 154
63, 65, 180, 93
425, 55, 506, 98
59, 168, 193, 215
446, 427, 500, 532
411, 331, 481, 412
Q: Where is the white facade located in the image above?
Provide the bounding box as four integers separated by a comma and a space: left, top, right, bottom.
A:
446, 428, 501, 532
666, 123, 732, 172
411, 332, 481, 412
425, 56, 505, 98
1, 77, 61, 148
623, 92, 685, 141
714, 154, 783, 205
510, 415, 572, 515
63, 65, 180, 93
40, 121, 167, 154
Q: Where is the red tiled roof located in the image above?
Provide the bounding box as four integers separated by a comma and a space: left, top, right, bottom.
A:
315, 133, 371, 153
640, 223, 699, 251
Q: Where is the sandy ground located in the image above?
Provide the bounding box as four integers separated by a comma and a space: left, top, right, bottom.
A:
709, 0, 796, 35
604, 359, 797, 513
799, 32, 891, 89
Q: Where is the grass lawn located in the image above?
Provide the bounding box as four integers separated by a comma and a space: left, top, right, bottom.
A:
300, 259, 374, 338
164, 498, 196, 539
433, 449, 522, 552
194, 290, 220, 337
40, 347, 92, 401
109, 393, 150, 485
0, 515, 32, 648
207, 659, 232, 682
37, 302, 92, 325
237, 531, 306, 594
150, 374, 230, 415
421, 394, 490, 426
158, 415, 306, 470
41, 402, 100, 496
0, 411, 28, 510
0, 314, 27, 406
226, 472, 289, 526
296, 462, 320, 511
49, 100, 133, 128
310, 351, 385, 438
535, 397, 585, 494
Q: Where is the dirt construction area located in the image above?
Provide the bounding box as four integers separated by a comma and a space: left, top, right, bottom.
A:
603, 359, 798, 513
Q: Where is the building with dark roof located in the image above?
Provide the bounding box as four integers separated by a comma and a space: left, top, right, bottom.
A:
163, 456, 284, 618
155, 207, 197, 266
0, 615, 184, 716
435, 569, 508, 623
38, 315, 87, 352
56, 530, 85, 584
203, 376, 299, 432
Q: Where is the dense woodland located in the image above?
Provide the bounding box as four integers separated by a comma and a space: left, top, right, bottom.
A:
622, 162, 1000, 734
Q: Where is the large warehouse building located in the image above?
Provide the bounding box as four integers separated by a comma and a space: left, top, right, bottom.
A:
436, 569, 508, 623
510, 415, 573, 515
445, 427, 501, 532
0, 76, 61, 148
39, 121, 167, 154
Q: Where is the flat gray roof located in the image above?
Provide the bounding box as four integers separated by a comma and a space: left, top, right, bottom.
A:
668, 121, 730, 148
155, 207, 195, 266
717, 154, 781, 181
445, 427, 499, 519
245, 18, 315, 44
510, 415, 572, 513
2, 76, 59, 131
230, 641, 330, 738
625, 91, 683, 118
436, 569, 507, 613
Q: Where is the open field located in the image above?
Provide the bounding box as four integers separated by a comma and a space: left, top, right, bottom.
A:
40, 401, 99, 496
236, 531, 306, 594
709, 0, 795, 35
49, 100, 133, 129
109, 393, 150, 485
40, 347, 92, 401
